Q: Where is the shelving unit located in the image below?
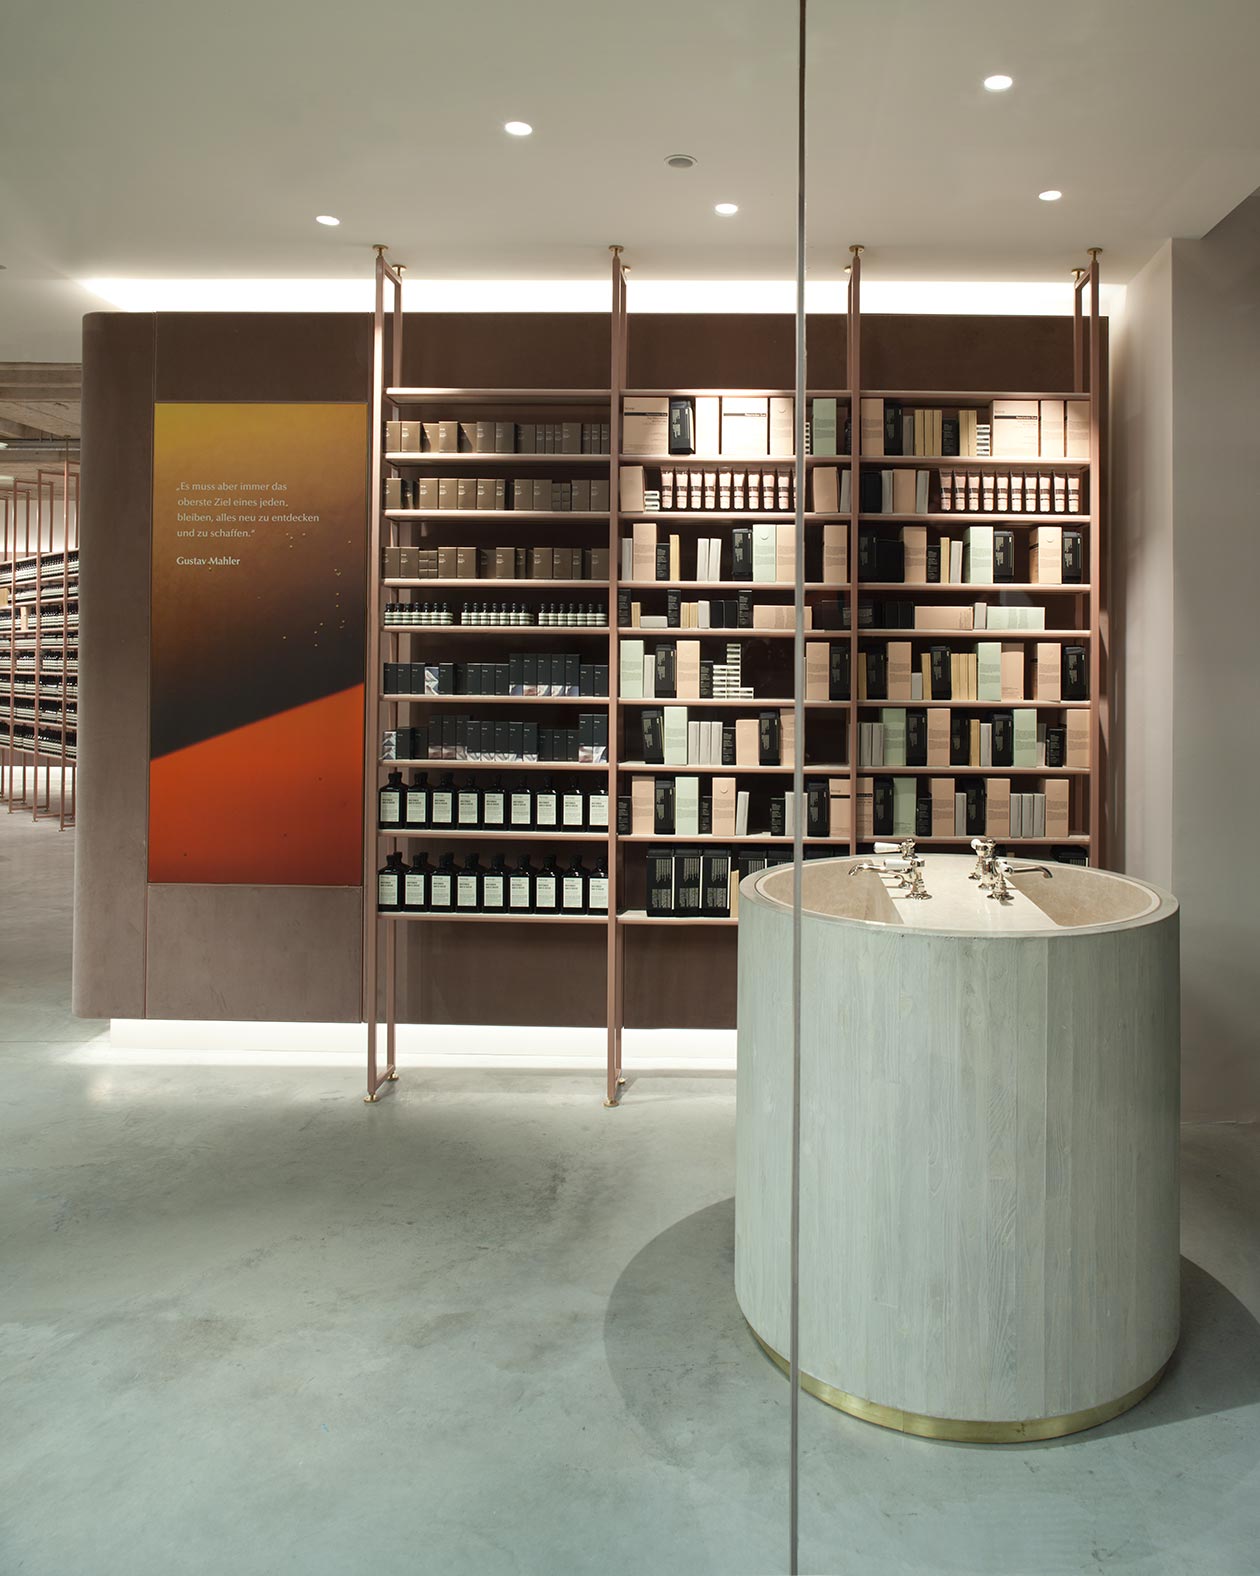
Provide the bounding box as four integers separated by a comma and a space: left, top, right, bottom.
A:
1, 461, 79, 828
363, 245, 1107, 1105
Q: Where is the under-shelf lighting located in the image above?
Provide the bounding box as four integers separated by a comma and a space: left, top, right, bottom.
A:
983, 74, 1013, 92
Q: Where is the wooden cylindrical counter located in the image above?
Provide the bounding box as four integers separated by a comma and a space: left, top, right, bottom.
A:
735, 854, 1180, 1442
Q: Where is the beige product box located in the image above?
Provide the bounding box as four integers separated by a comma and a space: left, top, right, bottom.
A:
860, 397, 884, 456
1065, 400, 1090, 459
1042, 777, 1070, 838
489, 547, 511, 578
775, 523, 796, 582
812, 466, 840, 512
822, 522, 847, 584
475, 478, 494, 510
901, 524, 927, 583
887, 641, 913, 701
632, 521, 657, 583
619, 466, 646, 512
720, 396, 769, 457
382, 546, 402, 578
622, 396, 669, 456
437, 477, 458, 510
769, 397, 794, 457
631, 775, 654, 834
930, 777, 955, 837
1035, 642, 1061, 701
385, 420, 403, 452
398, 421, 420, 452
408, 548, 431, 579
676, 640, 701, 700
985, 776, 1011, 838
526, 480, 547, 511
753, 604, 809, 630
1030, 525, 1063, 584
451, 547, 473, 577
805, 641, 829, 701
927, 707, 950, 767
384, 477, 405, 511
571, 479, 591, 511
695, 396, 720, 455
1038, 399, 1066, 459
474, 419, 495, 453
530, 547, 554, 579
590, 479, 610, 512
735, 717, 760, 766
1067, 710, 1090, 768
587, 547, 609, 581
561, 421, 582, 454
422, 421, 443, 452
1000, 643, 1024, 701
459, 422, 478, 452
892, 468, 918, 514
435, 420, 458, 453
457, 477, 477, 510
828, 778, 852, 839
990, 399, 1040, 458
437, 546, 459, 578
494, 421, 515, 454
917, 604, 973, 631
779, 707, 796, 763
711, 776, 738, 836
855, 778, 875, 840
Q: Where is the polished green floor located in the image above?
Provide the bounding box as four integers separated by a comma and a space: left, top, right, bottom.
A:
2, 810, 1259, 1575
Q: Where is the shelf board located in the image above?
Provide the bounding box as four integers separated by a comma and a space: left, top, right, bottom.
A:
861, 628, 1090, 640
619, 453, 803, 466
384, 509, 607, 522
386, 452, 609, 464
617, 697, 843, 709
620, 834, 847, 845
383, 828, 607, 841
384, 579, 600, 590
619, 762, 848, 775
385, 759, 610, 773
857, 699, 1089, 709
861, 513, 1089, 526
382, 694, 608, 706
383, 624, 609, 637
617, 627, 845, 639
858, 766, 1089, 776
619, 581, 850, 593
861, 581, 1089, 592
617, 910, 738, 927
878, 835, 1091, 847
866, 456, 1088, 469
623, 388, 851, 399
382, 910, 608, 924
863, 390, 1090, 403
387, 388, 610, 405
625, 512, 848, 522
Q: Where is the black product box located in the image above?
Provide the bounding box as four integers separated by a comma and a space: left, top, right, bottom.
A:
758, 711, 781, 767
438, 662, 456, 695
564, 654, 581, 696
701, 850, 732, 916
950, 712, 970, 766
865, 644, 888, 700
1062, 645, 1088, 701
925, 544, 941, 583
732, 527, 754, 581
383, 662, 404, 694
699, 796, 712, 835
454, 717, 469, 760
617, 590, 632, 627
646, 847, 676, 914
579, 665, 595, 697
578, 713, 596, 764
655, 543, 670, 581
872, 775, 894, 836
655, 643, 676, 698
807, 780, 830, 836
494, 721, 512, 760
592, 714, 608, 762
409, 663, 427, 694
642, 708, 664, 764
1045, 725, 1067, 769
929, 646, 951, 700
1062, 530, 1083, 583
465, 663, 482, 697
594, 665, 608, 697
915, 794, 932, 837
700, 661, 714, 700
618, 795, 632, 835
494, 663, 510, 697
654, 778, 675, 834
721, 723, 737, 766
550, 655, 566, 697
829, 643, 850, 701
522, 722, 539, 761
993, 529, 1016, 583
509, 654, 526, 696
859, 470, 883, 513
906, 709, 928, 766
992, 710, 1014, 767
737, 591, 754, 628
769, 796, 786, 837
965, 779, 987, 836
523, 654, 538, 696
442, 717, 458, 757
666, 589, 682, 627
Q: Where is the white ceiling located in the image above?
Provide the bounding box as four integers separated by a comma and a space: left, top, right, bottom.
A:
2, 0, 1259, 359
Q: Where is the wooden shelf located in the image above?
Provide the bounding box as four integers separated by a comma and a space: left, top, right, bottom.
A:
618, 910, 739, 927
387, 388, 610, 405
617, 627, 846, 639
876, 835, 1091, 847
620, 453, 802, 466
618, 697, 844, 709
856, 766, 1089, 777
384, 759, 610, 773
619, 580, 850, 592
384, 509, 607, 522
619, 762, 848, 775
620, 834, 847, 845
863, 390, 1089, 403
861, 628, 1090, 640
383, 624, 608, 636
382, 910, 608, 924
862, 581, 1089, 592
623, 388, 851, 399
382, 694, 608, 705
383, 828, 607, 841
625, 512, 848, 522
387, 452, 609, 464
856, 699, 1089, 709
384, 578, 601, 590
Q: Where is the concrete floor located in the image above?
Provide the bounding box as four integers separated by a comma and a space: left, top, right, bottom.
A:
2, 812, 1259, 1576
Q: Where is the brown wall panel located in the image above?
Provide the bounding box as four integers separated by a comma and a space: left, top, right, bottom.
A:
155, 313, 371, 403
145, 885, 363, 1020
401, 314, 609, 390
73, 312, 155, 1018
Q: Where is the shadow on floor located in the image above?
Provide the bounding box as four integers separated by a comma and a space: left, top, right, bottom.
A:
604, 1196, 1260, 1451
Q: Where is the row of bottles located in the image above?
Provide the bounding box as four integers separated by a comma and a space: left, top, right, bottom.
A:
378, 851, 609, 915
382, 600, 609, 628
379, 769, 609, 832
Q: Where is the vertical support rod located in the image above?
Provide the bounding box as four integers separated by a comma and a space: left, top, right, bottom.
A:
606, 245, 626, 1107
1072, 270, 1085, 394
846, 248, 863, 856
364, 249, 389, 1100
1087, 249, 1103, 866
789, 4, 807, 1570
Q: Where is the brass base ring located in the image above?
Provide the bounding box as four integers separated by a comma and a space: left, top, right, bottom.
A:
748, 1325, 1170, 1443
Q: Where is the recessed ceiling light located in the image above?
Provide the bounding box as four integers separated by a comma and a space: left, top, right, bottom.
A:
983, 74, 1013, 92
315, 215, 340, 227
666, 153, 697, 169
504, 121, 533, 137
1039, 189, 1062, 202
715, 203, 739, 216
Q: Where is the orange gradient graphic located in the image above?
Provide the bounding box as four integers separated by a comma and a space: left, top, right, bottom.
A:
148, 686, 364, 884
